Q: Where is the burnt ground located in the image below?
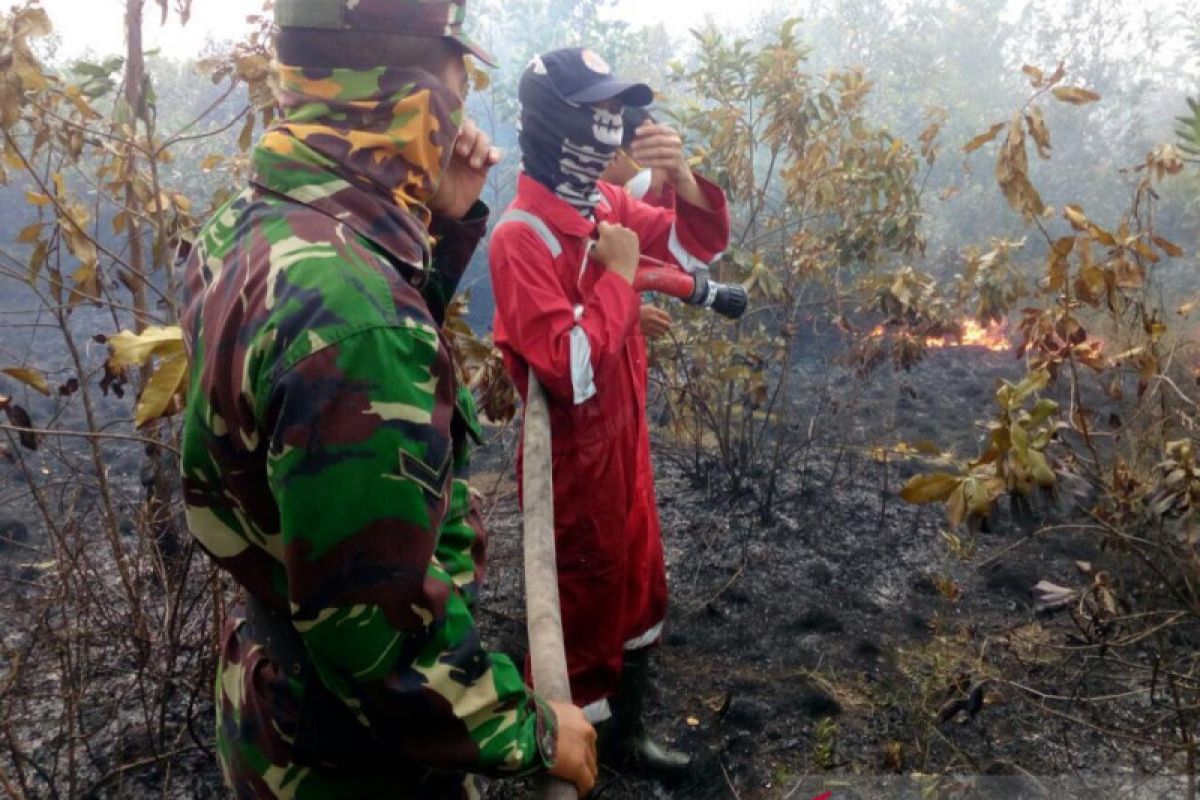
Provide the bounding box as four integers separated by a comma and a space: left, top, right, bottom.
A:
0, 331, 1184, 798
478, 341, 1165, 799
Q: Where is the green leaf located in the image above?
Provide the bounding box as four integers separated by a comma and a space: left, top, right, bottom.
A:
1011, 369, 1051, 405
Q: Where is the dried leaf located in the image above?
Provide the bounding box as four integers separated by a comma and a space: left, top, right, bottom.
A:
1063, 204, 1089, 231
1052, 86, 1101, 105
900, 472, 962, 504
1153, 235, 1184, 258
963, 122, 1006, 154
995, 115, 1044, 219
3, 403, 37, 451
1, 367, 49, 396
237, 113, 256, 152
1033, 579, 1077, 610
1025, 107, 1051, 159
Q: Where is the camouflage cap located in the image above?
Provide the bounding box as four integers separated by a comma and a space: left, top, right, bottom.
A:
275, 0, 496, 67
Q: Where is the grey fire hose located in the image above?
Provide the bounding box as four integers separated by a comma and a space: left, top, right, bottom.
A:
522, 370, 578, 799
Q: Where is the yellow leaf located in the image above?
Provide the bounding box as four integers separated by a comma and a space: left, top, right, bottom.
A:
17, 223, 41, 243
28, 240, 48, 284
900, 472, 963, 504
1051, 86, 1100, 105
466, 56, 491, 92
201, 154, 223, 172
25, 190, 51, 206
1, 367, 50, 396
70, 263, 98, 301
134, 352, 189, 427
107, 325, 186, 369
947, 483, 967, 527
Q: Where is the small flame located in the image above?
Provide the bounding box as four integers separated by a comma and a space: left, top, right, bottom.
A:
870, 319, 1012, 352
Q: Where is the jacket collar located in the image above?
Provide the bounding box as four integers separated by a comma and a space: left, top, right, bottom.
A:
515, 172, 597, 239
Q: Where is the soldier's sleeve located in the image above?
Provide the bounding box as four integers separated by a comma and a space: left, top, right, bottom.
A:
426, 202, 491, 607
435, 386, 488, 609
261, 321, 556, 775
424, 200, 489, 324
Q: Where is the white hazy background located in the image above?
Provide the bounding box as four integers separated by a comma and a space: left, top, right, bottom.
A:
38, 0, 780, 57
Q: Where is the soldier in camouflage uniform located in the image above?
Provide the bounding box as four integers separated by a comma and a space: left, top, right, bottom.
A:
179, 1, 597, 797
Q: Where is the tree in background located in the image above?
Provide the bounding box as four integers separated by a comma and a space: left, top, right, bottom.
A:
0, 2, 273, 796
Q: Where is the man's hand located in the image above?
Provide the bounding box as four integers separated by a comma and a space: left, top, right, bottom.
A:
428, 118, 501, 220
592, 222, 639, 285
639, 305, 672, 339
547, 700, 598, 796
629, 122, 709, 210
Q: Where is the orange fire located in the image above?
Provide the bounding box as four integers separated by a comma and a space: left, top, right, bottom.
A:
870, 319, 1012, 352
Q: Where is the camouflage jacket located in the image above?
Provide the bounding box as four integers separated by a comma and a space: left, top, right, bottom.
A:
180, 138, 555, 782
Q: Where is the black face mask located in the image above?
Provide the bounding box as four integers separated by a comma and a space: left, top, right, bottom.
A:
518, 59, 623, 218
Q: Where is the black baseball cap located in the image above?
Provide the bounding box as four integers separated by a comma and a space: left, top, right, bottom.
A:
530, 48, 653, 107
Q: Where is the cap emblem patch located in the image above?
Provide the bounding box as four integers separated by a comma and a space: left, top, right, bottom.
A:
581, 49, 611, 75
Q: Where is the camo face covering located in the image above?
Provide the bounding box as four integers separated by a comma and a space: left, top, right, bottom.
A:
518, 57, 623, 218
262, 64, 464, 228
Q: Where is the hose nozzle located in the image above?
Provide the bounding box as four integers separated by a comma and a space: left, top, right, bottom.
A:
688, 274, 748, 320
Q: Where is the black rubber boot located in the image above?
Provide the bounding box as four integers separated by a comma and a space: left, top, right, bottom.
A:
602, 647, 691, 776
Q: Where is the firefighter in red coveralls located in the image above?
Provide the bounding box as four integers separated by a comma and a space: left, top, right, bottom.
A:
489, 48, 730, 774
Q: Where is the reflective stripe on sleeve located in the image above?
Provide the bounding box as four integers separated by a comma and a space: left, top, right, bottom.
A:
570, 305, 596, 405
668, 222, 713, 275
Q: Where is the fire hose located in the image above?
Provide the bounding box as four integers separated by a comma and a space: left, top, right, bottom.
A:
632, 261, 748, 320
522, 370, 578, 800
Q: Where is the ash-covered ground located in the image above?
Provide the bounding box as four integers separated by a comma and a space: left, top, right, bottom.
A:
477, 342, 1154, 799
0, 334, 1175, 798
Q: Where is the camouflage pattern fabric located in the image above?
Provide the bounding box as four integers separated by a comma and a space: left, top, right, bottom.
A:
180, 60, 555, 799
274, 0, 496, 66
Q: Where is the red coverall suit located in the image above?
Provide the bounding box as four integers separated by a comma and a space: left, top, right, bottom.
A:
489, 172, 729, 713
